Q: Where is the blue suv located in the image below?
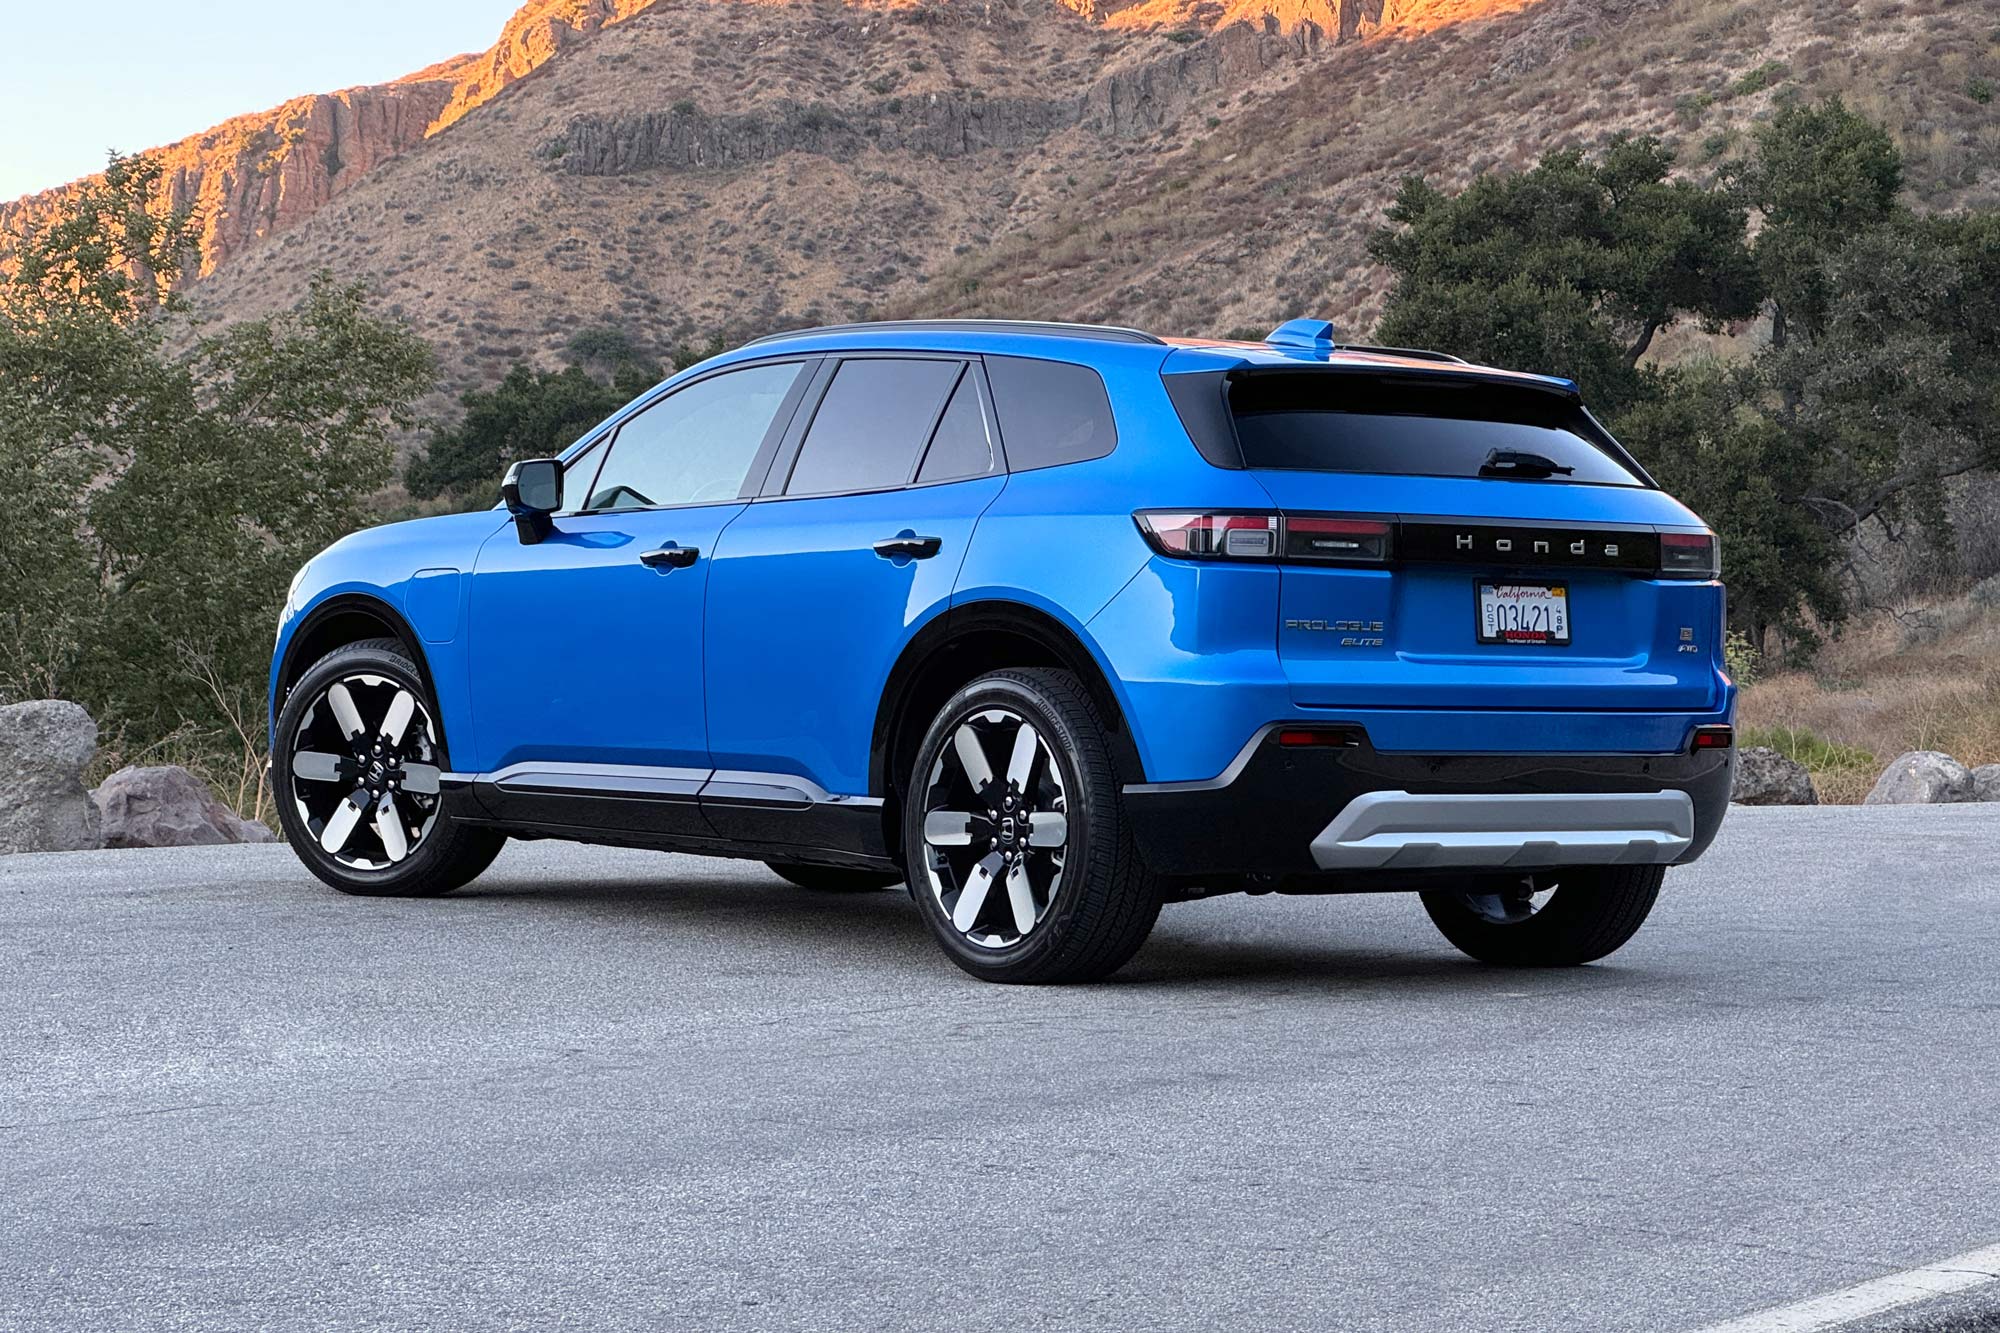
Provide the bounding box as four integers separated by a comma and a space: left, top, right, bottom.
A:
270, 318, 1735, 983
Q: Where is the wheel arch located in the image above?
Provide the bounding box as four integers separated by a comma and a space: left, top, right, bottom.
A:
871, 600, 1145, 851
275, 594, 451, 763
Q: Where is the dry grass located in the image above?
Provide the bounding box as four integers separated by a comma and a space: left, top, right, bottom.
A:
1738, 590, 2000, 802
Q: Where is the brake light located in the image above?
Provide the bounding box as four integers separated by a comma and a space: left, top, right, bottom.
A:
1134, 512, 1392, 564
1660, 530, 1719, 578
1692, 724, 1733, 751
1278, 725, 1367, 748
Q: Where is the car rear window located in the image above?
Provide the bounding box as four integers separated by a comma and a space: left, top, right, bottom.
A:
984, 356, 1117, 471
1229, 374, 1644, 487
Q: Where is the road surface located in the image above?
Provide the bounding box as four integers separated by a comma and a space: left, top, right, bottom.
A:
3, 805, 1997, 1331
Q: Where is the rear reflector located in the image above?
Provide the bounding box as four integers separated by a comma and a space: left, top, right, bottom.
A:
1692, 725, 1733, 751
1135, 511, 1391, 565
1660, 530, 1719, 578
1278, 726, 1367, 749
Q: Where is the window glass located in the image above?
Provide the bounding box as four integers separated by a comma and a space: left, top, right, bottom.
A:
914, 370, 997, 484
984, 356, 1117, 471
786, 358, 962, 496
1230, 374, 1643, 487
584, 361, 804, 511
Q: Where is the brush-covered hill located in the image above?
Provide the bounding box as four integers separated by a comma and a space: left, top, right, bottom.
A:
7, 0, 1997, 399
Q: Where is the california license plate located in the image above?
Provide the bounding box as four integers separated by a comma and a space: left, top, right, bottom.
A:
1477, 582, 1570, 645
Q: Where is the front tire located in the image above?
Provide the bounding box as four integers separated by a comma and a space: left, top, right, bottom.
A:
765, 861, 901, 892
273, 638, 504, 897
903, 668, 1161, 984
1420, 865, 1665, 966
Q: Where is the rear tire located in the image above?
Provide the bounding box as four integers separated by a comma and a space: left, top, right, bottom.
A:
1420, 865, 1664, 966
903, 668, 1161, 984
273, 638, 505, 898
765, 861, 900, 892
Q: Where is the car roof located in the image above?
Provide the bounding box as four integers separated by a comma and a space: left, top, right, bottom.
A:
726, 319, 1577, 394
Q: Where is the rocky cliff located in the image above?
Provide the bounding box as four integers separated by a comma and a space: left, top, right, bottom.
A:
0, 75, 458, 279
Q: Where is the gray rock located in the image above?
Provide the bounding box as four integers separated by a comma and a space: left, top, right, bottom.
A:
1972, 764, 2000, 803
0, 700, 104, 854
1730, 746, 1818, 806
92, 765, 276, 849
1864, 751, 1976, 805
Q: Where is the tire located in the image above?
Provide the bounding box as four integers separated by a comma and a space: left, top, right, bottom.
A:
272, 638, 505, 897
903, 667, 1162, 984
1420, 865, 1665, 966
765, 861, 901, 892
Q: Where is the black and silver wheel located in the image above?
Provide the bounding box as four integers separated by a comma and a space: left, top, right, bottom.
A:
764, 861, 901, 892
904, 668, 1161, 984
273, 638, 504, 897
1420, 865, 1665, 966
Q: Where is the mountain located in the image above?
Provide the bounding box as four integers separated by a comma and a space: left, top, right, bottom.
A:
6, 0, 1996, 402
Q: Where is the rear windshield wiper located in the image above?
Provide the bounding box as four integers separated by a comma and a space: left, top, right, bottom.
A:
1480, 448, 1575, 480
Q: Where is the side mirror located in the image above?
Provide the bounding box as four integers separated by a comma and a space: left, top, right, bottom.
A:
501, 458, 562, 544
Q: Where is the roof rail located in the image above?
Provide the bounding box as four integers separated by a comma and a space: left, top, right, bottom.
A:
742, 319, 1165, 347
1336, 344, 1471, 365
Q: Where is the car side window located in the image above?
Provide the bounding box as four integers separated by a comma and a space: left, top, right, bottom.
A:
784, 357, 962, 496
914, 369, 998, 485
584, 361, 805, 512
983, 355, 1117, 471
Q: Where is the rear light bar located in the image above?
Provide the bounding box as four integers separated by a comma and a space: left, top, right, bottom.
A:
1692, 725, 1734, 751
1137, 511, 1719, 580
1134, 511, 1392, 565
1660, 530, 1720, 579
1278, 725, 1368, 749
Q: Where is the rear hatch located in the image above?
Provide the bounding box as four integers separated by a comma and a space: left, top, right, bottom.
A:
1167, 363, 1724, 720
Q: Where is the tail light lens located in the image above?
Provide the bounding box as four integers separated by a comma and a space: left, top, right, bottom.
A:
1660, 530, 1719, 578
1135, 512, 1392, 564
1692, 724, 1733, 751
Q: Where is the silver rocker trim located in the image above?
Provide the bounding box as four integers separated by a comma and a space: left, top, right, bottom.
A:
1310, 790, 1695, 871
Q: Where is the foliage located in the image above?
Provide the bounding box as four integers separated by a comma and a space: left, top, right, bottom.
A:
1368, 135, 1762, 415
0, 155, 434, 805
1723, 629, 1761, 687
1738, 724, 1875, 777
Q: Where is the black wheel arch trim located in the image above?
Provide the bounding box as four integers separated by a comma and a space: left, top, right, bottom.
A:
869, 600, 1146, 803
275, 593, 454, 769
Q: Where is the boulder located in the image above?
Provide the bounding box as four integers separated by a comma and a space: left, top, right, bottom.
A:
92, 765, 276, 848
1973, 765, 2000, 803
0, 700, 104, 854
1864, 751, 1975, 805
1730, 746, 1818, 806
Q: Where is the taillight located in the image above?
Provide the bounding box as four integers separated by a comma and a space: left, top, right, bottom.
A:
1135, 512, 1392, 564
1660, 530, 1719, 578
1692, 724, 1733, 751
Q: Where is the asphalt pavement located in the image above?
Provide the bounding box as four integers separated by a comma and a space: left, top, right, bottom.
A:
3, 805, 1997, 1332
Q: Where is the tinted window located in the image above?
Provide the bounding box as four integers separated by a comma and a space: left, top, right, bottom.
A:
585, 361, 804, 511
985, 356, 1116, 471
1230, 374, 1642, 487
786, 358, 961, 496
915, 370, 997, 484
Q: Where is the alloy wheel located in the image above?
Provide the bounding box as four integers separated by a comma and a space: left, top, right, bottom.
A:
289, 673, 443, 870
1453, 874, 1556, 926
920, 708, 1069, 949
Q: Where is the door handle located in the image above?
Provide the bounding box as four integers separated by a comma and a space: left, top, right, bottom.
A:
873, 533, 943, 561
639, 543, 699, 569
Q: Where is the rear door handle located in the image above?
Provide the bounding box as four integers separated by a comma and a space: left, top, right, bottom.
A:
873, 533, 943, 561
639, 543, 699, 569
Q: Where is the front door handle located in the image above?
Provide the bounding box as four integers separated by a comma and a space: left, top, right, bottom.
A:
639, 543, 699, 570
873, 533, 943, 561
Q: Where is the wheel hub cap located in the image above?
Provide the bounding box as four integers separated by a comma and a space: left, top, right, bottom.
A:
288, 673, 442, 871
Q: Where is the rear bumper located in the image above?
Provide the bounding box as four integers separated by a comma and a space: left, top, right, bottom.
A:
1121, 727, 1733, 888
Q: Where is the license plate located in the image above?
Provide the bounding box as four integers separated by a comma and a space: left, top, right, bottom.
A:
1477, 582, 1570, 646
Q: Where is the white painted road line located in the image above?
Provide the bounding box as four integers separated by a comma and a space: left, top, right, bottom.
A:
1694, 1242, 2000, 1332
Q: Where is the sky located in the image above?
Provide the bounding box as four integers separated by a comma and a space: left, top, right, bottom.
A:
0, 0, 515, 200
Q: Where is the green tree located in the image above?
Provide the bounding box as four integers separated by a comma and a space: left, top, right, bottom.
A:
1734, 97, 1903, 349
1369, 135, 1762, 414
1, 155, 434, 813
406, 362, 642, 505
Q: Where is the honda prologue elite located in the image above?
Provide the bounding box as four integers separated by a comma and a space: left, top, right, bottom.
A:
271, 318, 1735, 983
